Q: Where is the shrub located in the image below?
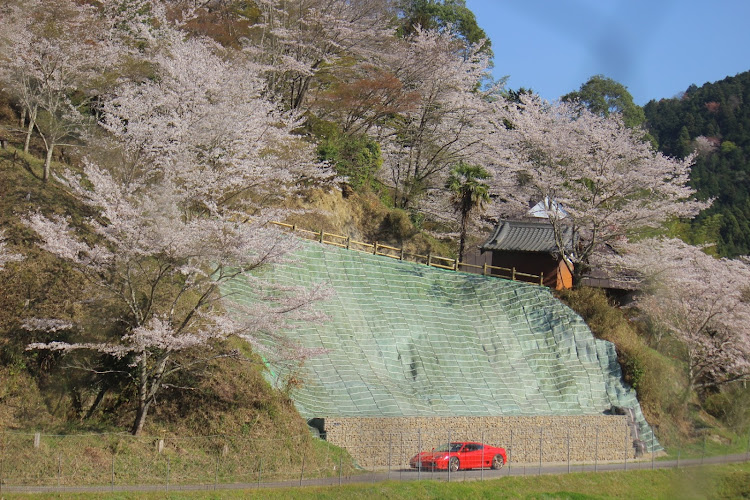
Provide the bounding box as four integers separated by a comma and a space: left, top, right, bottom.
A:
557, 287, 685, 428
380, 209, 415, 241
704, 385, 750, 433
317, 133, 383, 193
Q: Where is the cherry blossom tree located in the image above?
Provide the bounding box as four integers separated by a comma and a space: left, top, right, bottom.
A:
22, 25, 333, 435
599, 238, 750, 392
248, 0, 393, 110
0, 0, 114, 180
97, 23, 331, 205
490, 95, 709, 285
0, 1, 38, 152
374, 29, 498, 209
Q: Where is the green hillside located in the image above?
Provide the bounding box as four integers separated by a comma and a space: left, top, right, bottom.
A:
644, 71, 750, 256
224, 240, 658, 449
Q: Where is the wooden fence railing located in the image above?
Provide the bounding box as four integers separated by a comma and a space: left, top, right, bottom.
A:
270, 222, 544, 286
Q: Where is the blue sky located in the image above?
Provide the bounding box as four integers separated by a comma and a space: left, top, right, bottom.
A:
465, 0, 750, 105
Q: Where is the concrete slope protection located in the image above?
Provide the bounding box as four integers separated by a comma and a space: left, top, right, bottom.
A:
224, 239, 659, 450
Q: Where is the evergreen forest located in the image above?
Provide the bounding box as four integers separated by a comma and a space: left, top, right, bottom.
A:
644, 71, 750, 257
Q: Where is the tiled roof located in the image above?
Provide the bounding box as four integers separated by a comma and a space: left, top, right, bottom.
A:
480, 219, 576, 254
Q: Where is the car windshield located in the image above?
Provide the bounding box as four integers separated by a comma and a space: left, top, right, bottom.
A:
434, 442, 463, 453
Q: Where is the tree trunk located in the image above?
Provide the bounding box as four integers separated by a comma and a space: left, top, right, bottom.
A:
131, 355, 169, 436
292, 75, 313, 110
84, 386, 109, 420
70, 388, 85, 418
458, 211, 469, 263
131, 398, 152, 436
131, 358, 150, 435
24, 106, 37, 154
43, 145, 54, 182
291, 61, 321, 110
571, 261, 589, 289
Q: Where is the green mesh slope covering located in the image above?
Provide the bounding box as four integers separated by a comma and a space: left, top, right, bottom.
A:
223, 240, 658, 448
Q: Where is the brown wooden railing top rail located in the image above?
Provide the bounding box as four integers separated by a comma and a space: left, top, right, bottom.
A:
270, 221, 543, 286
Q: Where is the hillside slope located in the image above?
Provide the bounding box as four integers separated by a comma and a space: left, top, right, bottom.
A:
224, 239, 658, 448
644, 71, 750, 256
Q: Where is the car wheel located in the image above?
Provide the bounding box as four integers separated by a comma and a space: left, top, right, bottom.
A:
448, 457, 459, 472
491, 454, 505, 470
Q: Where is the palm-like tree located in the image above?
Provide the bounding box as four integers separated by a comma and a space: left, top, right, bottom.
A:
445, 162, 491, 262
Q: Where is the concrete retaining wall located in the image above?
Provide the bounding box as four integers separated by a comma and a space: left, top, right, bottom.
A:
324, 416, 638, 469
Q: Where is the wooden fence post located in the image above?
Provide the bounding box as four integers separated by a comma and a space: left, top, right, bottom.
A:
483, 263, 488, 276
319, 229, 324, 243
511, 268, 516, 281
427, 254, 432, 267
539, 272, 544, 286
373, 241, 378, 255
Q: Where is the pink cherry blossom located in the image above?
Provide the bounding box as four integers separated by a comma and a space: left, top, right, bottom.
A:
487, 95, 709, 284
21, 17, 333, 435
599, 237, 750, 391
0, 0, 117, 180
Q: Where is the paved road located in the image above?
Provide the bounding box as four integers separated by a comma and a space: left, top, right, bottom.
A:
3, 453, 748, 495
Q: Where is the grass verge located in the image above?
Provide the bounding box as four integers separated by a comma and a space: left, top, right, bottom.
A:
4, 462, 749, 499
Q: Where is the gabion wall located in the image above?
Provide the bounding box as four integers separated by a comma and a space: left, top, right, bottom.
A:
324, 415, 639, 469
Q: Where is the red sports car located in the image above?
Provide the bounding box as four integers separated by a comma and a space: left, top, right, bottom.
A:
409, 441, 507, 472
